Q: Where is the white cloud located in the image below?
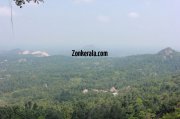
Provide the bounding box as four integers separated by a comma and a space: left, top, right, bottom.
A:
73, 0, 95, 3
128, 12, 140, 18
97, 15, 111, 23
0, 6, 16, 17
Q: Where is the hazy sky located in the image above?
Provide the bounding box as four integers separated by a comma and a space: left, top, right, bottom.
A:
0, 0, 180, 55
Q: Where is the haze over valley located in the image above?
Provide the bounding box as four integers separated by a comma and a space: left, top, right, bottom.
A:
0, 0, 180, 118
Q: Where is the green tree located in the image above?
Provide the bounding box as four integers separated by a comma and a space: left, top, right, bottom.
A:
14, 0, 44, 8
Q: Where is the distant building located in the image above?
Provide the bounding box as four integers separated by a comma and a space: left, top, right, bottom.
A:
110, 87, 118, 96
113, 92, 118, 96
110, 87, 117, 93
82, 89, 88, 94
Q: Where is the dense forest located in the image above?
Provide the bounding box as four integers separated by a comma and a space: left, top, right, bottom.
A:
0, 47, 180, 119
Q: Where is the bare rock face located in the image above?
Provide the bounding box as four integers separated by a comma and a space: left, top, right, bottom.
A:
19, 50, 50, 57
31, 51, 50, 57
158, 47, 177, 59
158, 47, 176, 55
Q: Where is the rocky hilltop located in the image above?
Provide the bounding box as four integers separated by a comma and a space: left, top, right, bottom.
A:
19, 50, 50, 57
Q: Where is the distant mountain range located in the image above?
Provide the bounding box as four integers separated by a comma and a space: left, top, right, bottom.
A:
0, 49, 50, 57
0, 47, 180, 102
0, 47, 179, 60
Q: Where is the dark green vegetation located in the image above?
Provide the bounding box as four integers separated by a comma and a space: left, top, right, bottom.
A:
14, 0, 44, 8
0, 48, 180, 119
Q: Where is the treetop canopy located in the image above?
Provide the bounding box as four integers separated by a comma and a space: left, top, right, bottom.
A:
14, 0, 44, 8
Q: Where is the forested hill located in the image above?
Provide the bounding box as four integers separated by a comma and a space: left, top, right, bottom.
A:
1, 47, 180, 77
0, 48, 180, 119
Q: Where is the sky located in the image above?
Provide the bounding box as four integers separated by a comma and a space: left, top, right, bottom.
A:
0, 0, 180, 56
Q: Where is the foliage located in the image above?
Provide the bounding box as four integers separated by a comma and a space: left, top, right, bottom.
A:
13, 0, 44, 8
0, 50, 180, 118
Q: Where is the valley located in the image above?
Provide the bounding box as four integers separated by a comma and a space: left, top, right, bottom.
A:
0, 47, 179, 119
